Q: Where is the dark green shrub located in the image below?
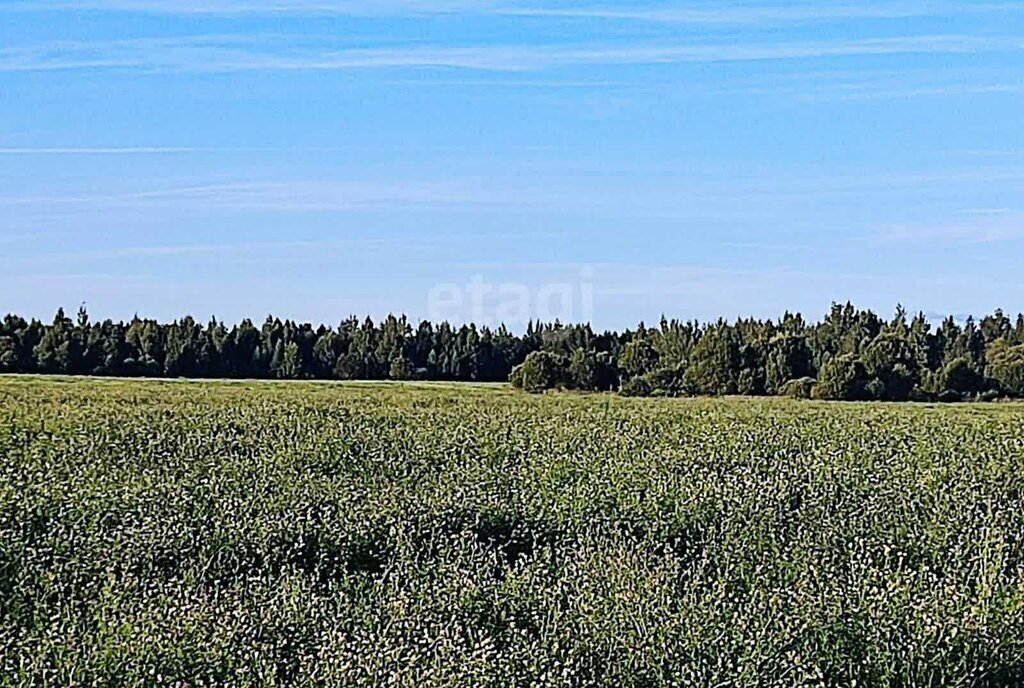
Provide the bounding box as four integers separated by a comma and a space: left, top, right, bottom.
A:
859, 334, 922, 400
938, 357, 984, 396
683, 328, 740, 396
813, 354, 870, 401
619, 375, 653, 397
510, 351, 566, 394
907, 386, 933, 403
779, 377, 816, 399
987, 344, 1024, 396
937, 389, 962, 403
977, 389, 1002, 403
509, 364, 524, 390
765, 335, 813, 395
864, 377, 887, 401
619, 365, 687, 398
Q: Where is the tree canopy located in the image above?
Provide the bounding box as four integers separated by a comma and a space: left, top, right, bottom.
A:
4, 304, 1024, 402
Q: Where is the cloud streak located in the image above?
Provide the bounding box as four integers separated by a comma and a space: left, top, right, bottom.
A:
2, 34, 1020, 74
710, 67, 1024, 102
503, 2, 1022, 25
0, 147, 198, 155
0, 180, 497, 213
38, 237, 404, 262
0, 0, 501, 16
872, 214, 1024, 245
2, 0, 1019, 25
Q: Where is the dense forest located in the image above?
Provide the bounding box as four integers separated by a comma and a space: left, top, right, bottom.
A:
2, 304, 1024, 401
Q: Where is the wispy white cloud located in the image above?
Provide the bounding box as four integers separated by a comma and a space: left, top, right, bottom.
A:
516, 262, 1024, 327
0, 147, 198, 155
962, 208, 1013, 215
0, 232, 42, 244
0, 0, 502, 16
1, 34, 1019, 74
503, 2, 1022, 25
817, 83, 1024, 101
0, 180, 496, 212
0, 0, 559, 16
698, 64, 1024, 102
3, 0, 1018, 25
39, 237, 403, 261
872, 213, 1024, 245
4, 164, 1023, 224
752, 79, 1024, 102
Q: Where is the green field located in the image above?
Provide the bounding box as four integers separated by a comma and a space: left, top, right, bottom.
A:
2, 378, 1024, 686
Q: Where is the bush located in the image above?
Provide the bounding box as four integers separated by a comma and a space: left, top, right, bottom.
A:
683, 327, 740, 396
389, 356, 411, 381
977, 389, 1002, 403
509, 364, 524, 389
882, 364, 917, 401
618, 337, 659, 379
779, 377, 816, 399
765, 335, 813, 395
594, 352, 620, 392
862, 334, 921, 400
907, 386, 933, 403
864, 377, 887, 401
620, 365, 688, 398
813, 354, 870, 401
568, 348, 596, 390
937, 389, 963, 404
510, 351, 566, 394
938, 357, 984, 396
987, 344, 1024, 397
0, 336, 17, 372
619, 375, 652, 397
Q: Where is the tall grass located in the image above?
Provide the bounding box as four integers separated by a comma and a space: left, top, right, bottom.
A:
1, 378, 1023, 686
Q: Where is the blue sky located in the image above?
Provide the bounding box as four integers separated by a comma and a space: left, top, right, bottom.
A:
2, 1, 1024, 330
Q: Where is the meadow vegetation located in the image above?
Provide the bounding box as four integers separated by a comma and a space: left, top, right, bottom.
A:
2, 377, 1024, 686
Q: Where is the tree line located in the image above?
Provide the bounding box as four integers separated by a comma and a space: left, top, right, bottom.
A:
2, 304, 1024, 401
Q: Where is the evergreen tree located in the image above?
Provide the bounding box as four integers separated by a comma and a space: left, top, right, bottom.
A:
764, 334, 813, 395
5, 302, 1023, 403
281, 342, 303, 379
683, 323, 740, 396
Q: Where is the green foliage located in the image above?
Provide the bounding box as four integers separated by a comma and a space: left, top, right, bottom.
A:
813, 354, 870, 401
936, 356, 984, 396
388, 355, 412, 381
620, 364, 687, 398
3, 379, 1024, 685
568, 347, 598, 390
0, 336, 17, 372
618, 335, 659, 380
7, 303, 1024, 402
511, 351, 565, 394
509, 363, 525, 390
863, 334, 921, 401
987, 344, 1024, 397
937, 389, 963, 403
765, 334, 813, 394
736, 365, 764, 396
864, 376, 887, 401
618, 375, 652, 397
281, 342, 303, 379
683, 325, 739, 395
779, 376, 817, 399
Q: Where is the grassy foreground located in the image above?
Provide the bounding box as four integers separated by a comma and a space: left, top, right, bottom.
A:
2, 377, 1024, 686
